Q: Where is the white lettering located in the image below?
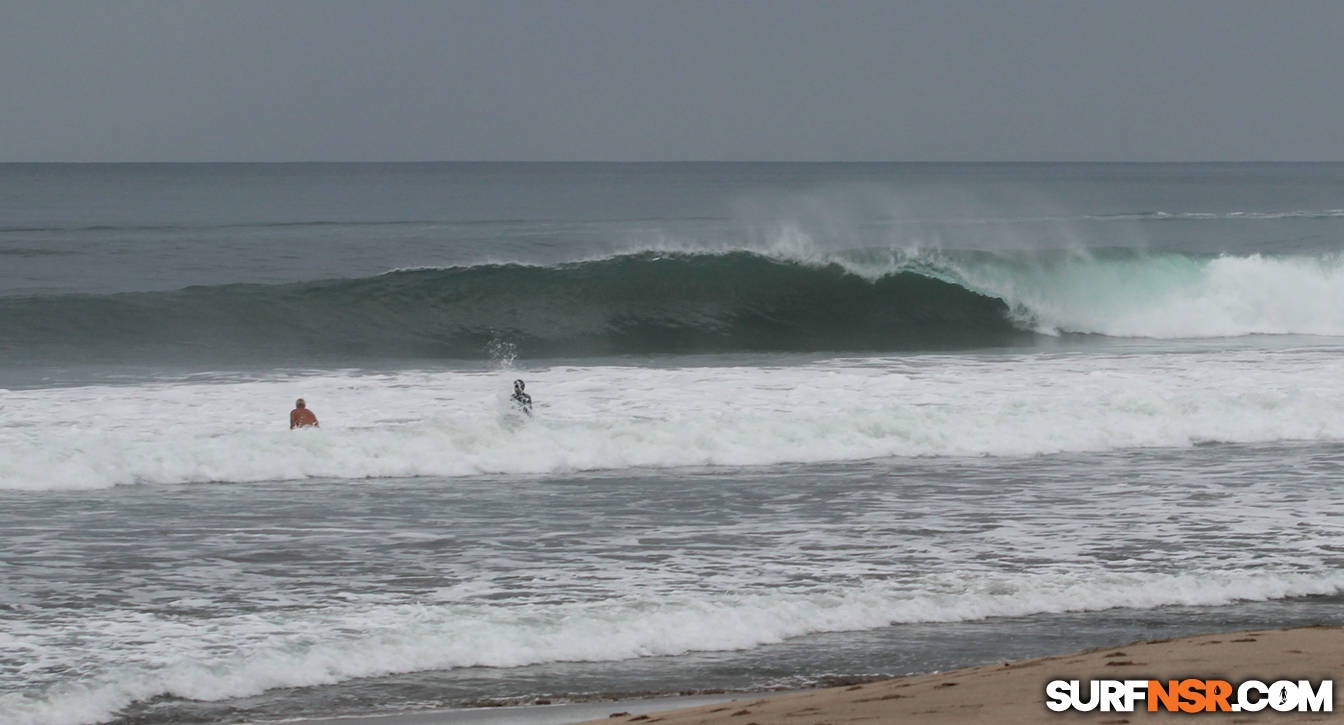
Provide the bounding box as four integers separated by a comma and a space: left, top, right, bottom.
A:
1073, 679, 1100, 712
1297, 680, 1332, 712
1270, 680, 1298, 712
1099, 680, 1126, 711
1238, 680, 1269, 712
1121, 680, 1148, 711
1044, 680, 1073, 712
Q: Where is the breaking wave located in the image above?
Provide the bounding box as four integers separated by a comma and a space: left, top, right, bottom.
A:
1, 249, 1341, 364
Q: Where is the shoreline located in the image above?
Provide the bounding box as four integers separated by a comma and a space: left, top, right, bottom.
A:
573, 625, 1343, 724
261, 693, 746, 725
269, 626, 1342, 725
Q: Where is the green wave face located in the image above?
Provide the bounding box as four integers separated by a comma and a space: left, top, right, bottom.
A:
0, 252, 1020, 364
5, 248, 1340, 365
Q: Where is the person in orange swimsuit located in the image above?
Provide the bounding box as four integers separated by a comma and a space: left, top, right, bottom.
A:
290, 398, 319, 429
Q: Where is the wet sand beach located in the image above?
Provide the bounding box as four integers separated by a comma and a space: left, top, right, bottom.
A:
571, 626, 1342, 724
279, 626, 1342, 725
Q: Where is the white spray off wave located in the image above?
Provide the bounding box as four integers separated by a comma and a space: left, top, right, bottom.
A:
695, 214, 1344, 338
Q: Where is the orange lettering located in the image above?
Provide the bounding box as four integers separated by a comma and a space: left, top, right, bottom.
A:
1177, 679, 1206, 713
1148, 680, 1181, 712
1205, 680, 1234, 711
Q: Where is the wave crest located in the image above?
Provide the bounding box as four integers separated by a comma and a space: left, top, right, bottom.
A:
1, 249, 1341, 364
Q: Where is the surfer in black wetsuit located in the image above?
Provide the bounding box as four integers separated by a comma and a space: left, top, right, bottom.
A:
511, 379, 533, 416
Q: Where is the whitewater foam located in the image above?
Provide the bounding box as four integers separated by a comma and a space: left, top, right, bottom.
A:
941, 251, 1344, 337
2, 347, 1342, 490
6, 567, 1340, 725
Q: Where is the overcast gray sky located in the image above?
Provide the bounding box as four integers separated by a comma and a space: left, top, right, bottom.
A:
2, 0, 1341, 162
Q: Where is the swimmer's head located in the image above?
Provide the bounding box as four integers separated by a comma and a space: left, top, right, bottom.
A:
295, 398, 306, 408
513, 379, 525, 393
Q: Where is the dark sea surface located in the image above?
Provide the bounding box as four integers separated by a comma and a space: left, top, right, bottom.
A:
1, 163, 1342, 724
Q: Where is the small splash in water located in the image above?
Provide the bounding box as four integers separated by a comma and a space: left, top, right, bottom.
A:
487, 335, 517, 369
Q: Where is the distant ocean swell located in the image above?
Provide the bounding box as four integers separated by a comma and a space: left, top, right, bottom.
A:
5, 206, 1344, 235
1, 250, 1341, 362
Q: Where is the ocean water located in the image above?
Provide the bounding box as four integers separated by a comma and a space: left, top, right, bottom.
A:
2, 163, 1342, 725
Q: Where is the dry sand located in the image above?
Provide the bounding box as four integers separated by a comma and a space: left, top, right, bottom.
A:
570, 626, 1343, 724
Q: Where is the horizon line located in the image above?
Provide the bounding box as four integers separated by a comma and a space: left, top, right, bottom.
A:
2, 159, 1341, 165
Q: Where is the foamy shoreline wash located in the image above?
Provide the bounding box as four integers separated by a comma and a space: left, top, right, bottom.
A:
5, 439, 1343, 725
6, 571, 1342, 725
2, 345, 1343, 490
